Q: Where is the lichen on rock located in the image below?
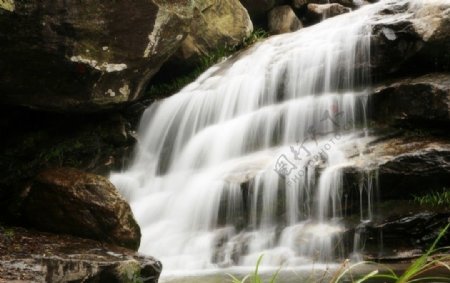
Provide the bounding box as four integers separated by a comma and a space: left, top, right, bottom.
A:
0, 0, 14, 12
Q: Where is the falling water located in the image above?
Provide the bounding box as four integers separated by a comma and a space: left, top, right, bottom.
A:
111, 0, 416, 272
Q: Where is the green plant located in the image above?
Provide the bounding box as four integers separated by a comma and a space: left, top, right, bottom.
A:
228, 255, 280, 283
242, 29, 269, 47
334, 223, 450, 283
413, 189, 450, 208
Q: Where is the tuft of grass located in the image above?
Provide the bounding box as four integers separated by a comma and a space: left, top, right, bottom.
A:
413, 189, 450, 208
228, 255, 280, 283
333, 223, 450, 283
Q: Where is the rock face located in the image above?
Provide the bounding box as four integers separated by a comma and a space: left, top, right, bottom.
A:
268, 5, 303, 34
0, 1, 193, 112
369, 73, 450, 125
0, 227, 161, 283
22, 168, 141, 250
175, 0, 253, 65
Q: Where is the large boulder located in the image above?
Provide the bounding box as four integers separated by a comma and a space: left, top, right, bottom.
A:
22, 168, 141, 250
173, 0, 253, 67
369, 73, 450, 125
0, 1, 193, 112
268, 5, 303, 34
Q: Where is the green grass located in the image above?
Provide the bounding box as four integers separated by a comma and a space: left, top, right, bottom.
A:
413, 188, 450, 208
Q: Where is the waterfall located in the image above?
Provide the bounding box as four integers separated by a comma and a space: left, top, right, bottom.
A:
111, 0, 409, 271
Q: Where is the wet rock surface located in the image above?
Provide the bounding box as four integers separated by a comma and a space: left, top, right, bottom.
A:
22, 168, 141, 250
0, 226, 161, 283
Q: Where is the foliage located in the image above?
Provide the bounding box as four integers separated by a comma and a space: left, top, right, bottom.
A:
413, 189, 450, 208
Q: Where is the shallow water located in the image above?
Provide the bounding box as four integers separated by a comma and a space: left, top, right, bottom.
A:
159, 263, 423, 283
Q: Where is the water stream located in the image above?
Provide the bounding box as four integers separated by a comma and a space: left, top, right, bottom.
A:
110, 0, 418, 274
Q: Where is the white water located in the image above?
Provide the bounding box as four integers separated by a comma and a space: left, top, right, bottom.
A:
111, 0, 420, 273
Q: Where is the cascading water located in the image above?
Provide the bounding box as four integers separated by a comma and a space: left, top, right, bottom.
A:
111, 0, 414, 273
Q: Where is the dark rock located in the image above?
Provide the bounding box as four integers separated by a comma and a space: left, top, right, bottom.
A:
268, 5, 303, 35
369, 73, 450, 125
0, 226, 161, 283
356, 212, 450, 260
378, 149, 450, 198
0, 1, 193, 112
240, 0, 285, 26
22, 168, 141, 250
